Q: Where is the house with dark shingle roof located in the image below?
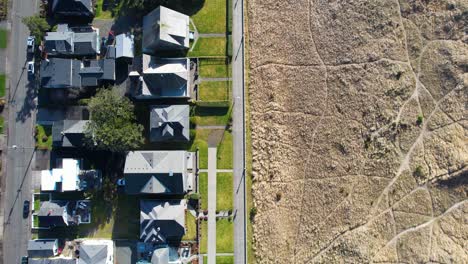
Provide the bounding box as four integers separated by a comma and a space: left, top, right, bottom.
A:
40, 58, 115, 89
51, 0, 94, 20
140, 200, 187, 244
52, 120, 88, 148
123, 150, 195, 195
37, 200, 91, 228
44, 24, 100, 57
27, 239, 59, 258
150, 105, 190, 142
142, 6, 189, 54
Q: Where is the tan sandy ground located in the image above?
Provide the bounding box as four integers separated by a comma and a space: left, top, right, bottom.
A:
248, 0, 467, 263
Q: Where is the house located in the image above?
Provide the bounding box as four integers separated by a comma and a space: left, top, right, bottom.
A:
123, 150, 195, 195
78, 240, 114, 264
131, 57, 193, 99
115, 33, 134, 59
41, 158, 102, 192
150, 246, 181, 264
142, 6, 189, 54
27, 239, 59, 258
50, 0, 94, 20
40, 58, 115, 89
52, 120, 88, 148
37, 200, 91, 228
44, 24, 100, 57
140, 200, 187, 244
150, 105, 190, 142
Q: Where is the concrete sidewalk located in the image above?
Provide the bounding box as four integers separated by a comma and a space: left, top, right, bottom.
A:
207, 147, 217, 264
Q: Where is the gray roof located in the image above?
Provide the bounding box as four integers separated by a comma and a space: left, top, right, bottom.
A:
44, 31, 74, 54
37, 201, 68, 228
52, 120, 88, 148
41, 58, 114, 89
28, 239, 58, 258
44, 25, 98, 57
151, 247, 169, 264
136, 57, 190, 99
124, 151, 191, 195
150, 105, 189, 142
116, 33, 134, 58
78, 244, 107, 264
142, 6, 189, 53
52, 0, 94, 18
29, 259, 76, 264
140, 200, 186, 244
40, 58, 81, 88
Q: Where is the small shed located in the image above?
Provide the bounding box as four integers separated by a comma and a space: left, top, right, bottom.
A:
116, 33, 134, 59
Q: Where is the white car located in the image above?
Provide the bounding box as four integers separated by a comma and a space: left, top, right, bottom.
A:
27, 36, 35, 53
27, 61, 34, 75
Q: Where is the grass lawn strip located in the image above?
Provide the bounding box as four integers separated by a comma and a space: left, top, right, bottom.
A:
189, 37, 226, 57
199, 172, 208, 210
35, 125, 52, 150
191, 105, 232, 126
191, 0, 226, 33
216, 172, 233, 211
217, 130, 233, 169
216, 219, 234, 253
0, 116, 3, 134
190, 129, 211, 169
0, 29, 7, 49
199, 60, 231, 78
199, 81, 229, 101
0, 74, 5, 97
200, 220, 208, 253
182, 212, 197, 241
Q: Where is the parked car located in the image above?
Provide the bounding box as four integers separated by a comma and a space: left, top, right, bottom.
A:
21, 256, 28, 264
27, 36, 35, 53
23, 200, 30, 218
27, 61, 34, 75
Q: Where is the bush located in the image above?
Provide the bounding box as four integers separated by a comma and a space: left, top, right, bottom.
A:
413, 166, 424, 178
187, 193, 201, 200
276, 192, 282, 201
416, 115, 423, 126
249, 207, 257, 221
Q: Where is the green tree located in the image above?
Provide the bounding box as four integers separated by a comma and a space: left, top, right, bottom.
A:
21, 15, 50, 40
85, 89, 144, 153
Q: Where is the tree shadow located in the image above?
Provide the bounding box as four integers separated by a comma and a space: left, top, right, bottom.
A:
16, 78, 37, 123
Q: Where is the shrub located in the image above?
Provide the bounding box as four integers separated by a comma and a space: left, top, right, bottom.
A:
276, 192, 282, 201
203, 210, 208, 215
187, 193, 201, 200
416, 115, 423, 126
413, 166, 424, 178
249, 207, 257, 221
42, 135, 48, 142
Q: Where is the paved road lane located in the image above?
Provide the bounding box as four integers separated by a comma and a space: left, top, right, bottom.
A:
2, 0, 38, 263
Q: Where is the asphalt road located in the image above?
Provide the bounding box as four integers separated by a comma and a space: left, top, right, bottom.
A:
2, 0, 38, 263
232, 0, 247, 262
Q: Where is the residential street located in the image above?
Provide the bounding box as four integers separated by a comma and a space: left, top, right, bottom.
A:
232, 0, 247, 262
2, 0, 38, 263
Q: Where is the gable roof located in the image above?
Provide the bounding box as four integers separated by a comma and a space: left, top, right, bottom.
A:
140, 200, 186, 244
40, 58, 81, 88
116, 33, 134, 59
142, 6, 189, 53
150, 105, 189, 142
51, 0, 94, 18
37, 201, 69, 227
78, 244, 107, 264
52, 120, 89, 148
124, 151, 191, 195
136, 56, 190, 98
28, 239, 58, 258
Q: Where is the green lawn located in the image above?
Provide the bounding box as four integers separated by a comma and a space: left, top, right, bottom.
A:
33, 215, 38, 227
217, 130, 233, 169
217, 173, 233, 210
0, 29, 7, 49
190, 129, 211, 169
95, 0, 113, 19
34, 197, 40, 211
204, 256, 234, 264
199, 219, 233, 254
35, 125, 53, 150
200, 220, 207, 253
199, 172, 208, 210
78, 194, 140, 239
0, 74, 5, 97
199, 60, 231, 78
191, 105, 232, 126
189, 37, 227, 57
191, 0, 227, 33
182, 212, 197, 241
217, 219, 234, 252
199, 81, 230, 101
